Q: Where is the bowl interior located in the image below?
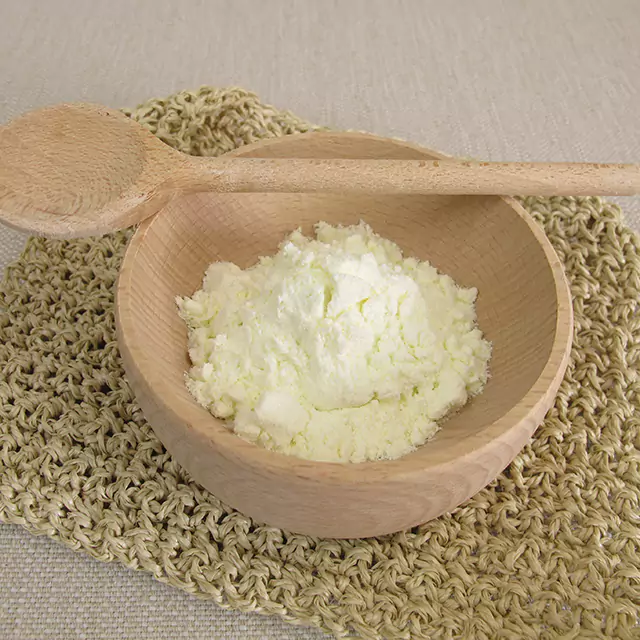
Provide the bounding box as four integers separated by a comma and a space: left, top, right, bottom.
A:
118, 132, 565, 469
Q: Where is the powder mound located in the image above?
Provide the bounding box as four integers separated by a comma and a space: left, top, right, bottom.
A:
178, 221, 491, 462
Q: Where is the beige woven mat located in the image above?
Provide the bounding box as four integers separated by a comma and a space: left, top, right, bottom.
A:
0, 87, 638, 640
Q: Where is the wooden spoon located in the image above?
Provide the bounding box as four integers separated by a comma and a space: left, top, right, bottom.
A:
1, 102, 638, 238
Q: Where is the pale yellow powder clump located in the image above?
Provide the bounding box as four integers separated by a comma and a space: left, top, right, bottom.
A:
177, 222, 491, 463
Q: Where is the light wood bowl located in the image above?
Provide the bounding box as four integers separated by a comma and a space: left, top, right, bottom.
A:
116, 131, 573, 538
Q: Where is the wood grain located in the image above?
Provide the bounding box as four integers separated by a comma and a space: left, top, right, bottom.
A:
0, 102, 638, 239
116, 131, 573, 538
0, 103, 183, 238
200, 157, 640, 195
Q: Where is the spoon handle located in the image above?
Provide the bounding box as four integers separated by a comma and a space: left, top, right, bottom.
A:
191, 158, 640, 196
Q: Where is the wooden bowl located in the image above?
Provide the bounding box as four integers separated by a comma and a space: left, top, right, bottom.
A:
116, 132, 573, 538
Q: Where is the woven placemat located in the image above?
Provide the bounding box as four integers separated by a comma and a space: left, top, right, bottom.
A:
1, 87, 638, 640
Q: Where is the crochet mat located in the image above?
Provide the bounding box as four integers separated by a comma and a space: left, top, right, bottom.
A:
0, 87, 638, 640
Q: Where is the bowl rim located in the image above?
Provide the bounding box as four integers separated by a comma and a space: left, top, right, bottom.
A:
116, 131, 573, 485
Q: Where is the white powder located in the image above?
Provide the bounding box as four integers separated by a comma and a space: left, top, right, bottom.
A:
177, 222, 491, 463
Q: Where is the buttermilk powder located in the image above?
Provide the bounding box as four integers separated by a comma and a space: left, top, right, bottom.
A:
177, 222, 491, 463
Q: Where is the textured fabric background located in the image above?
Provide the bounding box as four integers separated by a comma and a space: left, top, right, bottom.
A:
1, 1, 639, 639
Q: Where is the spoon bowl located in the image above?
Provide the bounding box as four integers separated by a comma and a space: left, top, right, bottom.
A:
0, 104, 185, 237
116, 130, 573, 538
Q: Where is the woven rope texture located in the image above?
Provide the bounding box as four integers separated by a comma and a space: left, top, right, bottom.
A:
0, 87, 638, 640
